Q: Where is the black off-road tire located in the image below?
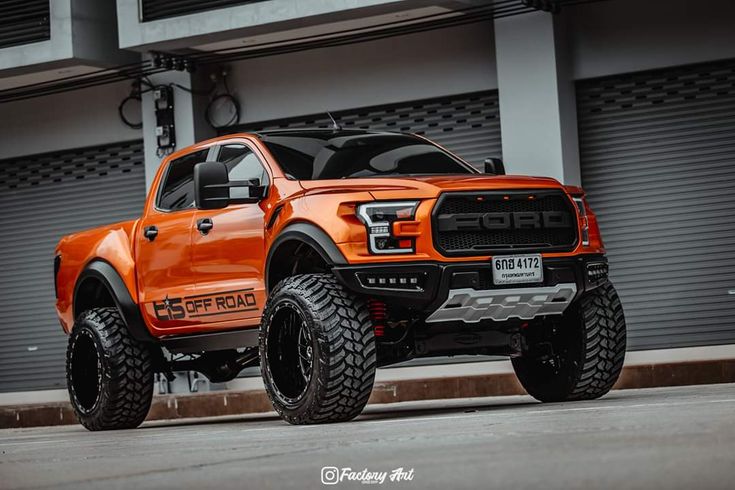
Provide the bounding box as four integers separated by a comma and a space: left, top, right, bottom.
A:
260, 274, 376, 424
512, 281, 626, 402
66, 307, 154, 430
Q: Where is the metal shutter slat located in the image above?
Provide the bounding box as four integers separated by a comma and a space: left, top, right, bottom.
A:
0, 141, 145, 393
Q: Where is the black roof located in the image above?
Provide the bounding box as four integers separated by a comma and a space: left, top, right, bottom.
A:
254, 128, 408, 139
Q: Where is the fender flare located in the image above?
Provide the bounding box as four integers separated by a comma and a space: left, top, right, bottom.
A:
266, 222, 347, 292
73, 260, 155, 343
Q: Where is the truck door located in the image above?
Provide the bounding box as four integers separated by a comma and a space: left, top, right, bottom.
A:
189, 141, 269, 330
135, 148, 211, 335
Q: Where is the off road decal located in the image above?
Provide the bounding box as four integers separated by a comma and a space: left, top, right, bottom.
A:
153, 288, 257, 321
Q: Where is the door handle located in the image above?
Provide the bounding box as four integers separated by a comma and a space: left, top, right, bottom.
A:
197, 218, 214, 235
143, 225, 158, 241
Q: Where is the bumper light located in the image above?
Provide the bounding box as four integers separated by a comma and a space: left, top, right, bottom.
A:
573, 197, 590, 246
53, 255, 61, 299
586, 262, 609, 283
356, 272, 425, 291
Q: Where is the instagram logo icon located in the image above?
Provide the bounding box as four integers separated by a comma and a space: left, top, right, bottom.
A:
321, 466, 340, 485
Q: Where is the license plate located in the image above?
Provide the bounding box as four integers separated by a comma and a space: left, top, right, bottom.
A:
492, 254, 543, 285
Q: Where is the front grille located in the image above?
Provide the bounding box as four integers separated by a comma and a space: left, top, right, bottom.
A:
432, 191, 578, 256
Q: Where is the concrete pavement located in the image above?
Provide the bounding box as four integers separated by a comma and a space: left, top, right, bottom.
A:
1, 383, 734, 489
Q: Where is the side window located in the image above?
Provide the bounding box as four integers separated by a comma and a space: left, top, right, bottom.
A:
217, 144, 270, 199
157, 149, 209, 211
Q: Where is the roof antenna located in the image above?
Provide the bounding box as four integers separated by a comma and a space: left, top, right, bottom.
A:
327, 111, 342, 131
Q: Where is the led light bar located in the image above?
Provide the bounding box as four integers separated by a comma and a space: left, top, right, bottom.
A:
356, 272, 425, 291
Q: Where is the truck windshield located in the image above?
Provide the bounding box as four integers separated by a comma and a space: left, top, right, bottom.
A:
258, 131, 476, 180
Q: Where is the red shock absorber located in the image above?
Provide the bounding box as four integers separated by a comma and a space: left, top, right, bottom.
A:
368, 299, 387, 338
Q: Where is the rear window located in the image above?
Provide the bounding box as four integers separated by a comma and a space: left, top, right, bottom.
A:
259, 132, 475, 180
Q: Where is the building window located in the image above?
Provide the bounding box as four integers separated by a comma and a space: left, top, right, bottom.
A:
0, 0, 51, 49
140, 0, 266, 22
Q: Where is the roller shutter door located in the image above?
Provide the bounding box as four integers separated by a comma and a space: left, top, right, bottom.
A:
577, 59, 735, 350
225, 90, 503, 169
0, 141, 146, 392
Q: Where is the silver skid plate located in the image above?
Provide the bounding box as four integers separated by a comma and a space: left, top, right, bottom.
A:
425, 283, 578, 323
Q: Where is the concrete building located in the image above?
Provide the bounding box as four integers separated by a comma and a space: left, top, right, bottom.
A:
1, 0, 734, 397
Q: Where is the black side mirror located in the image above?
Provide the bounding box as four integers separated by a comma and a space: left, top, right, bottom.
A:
484, 157, 506, 176
194, 161, 265, 210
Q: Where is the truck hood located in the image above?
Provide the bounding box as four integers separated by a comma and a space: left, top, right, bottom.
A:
299, 174, 565, 200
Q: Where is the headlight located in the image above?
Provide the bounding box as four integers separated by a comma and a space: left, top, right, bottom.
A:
357, 201, 419, 254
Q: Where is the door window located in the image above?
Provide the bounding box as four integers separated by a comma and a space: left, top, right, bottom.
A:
157, 149, 209, 211
217, 144, 269, 199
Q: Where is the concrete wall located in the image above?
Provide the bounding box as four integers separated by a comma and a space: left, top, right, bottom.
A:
117, 0, 411, 50
3, 0, 732, 171
72, 0, 137, 66
226, 21, 497, 124
140, 69, 216, 189
0, 0, 135, 77
0, 81, 142, 160
494, 12, 580, 184
567, 0, 735, 80
491, 0, 735, 184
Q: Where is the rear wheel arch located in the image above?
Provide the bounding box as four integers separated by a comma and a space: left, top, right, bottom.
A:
73, 260, 155, 343
266, 222, 347, 292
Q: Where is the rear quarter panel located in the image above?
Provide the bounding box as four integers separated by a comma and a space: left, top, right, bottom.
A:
55, 220, 139, 333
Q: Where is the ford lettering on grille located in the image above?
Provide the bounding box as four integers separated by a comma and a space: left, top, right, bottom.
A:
432, 191, 578, 255
437, 211, 572, 231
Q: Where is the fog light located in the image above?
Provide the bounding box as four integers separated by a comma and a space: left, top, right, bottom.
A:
586, 262, 609, 283
357, 272, 425, 291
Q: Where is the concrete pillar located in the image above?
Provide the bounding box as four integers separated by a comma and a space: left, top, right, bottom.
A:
141, 66, 215, 190
494, 12, 581, 185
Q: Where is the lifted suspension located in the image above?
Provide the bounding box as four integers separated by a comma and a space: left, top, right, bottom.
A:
368, 299, 387, 338
168, 347, 259, 383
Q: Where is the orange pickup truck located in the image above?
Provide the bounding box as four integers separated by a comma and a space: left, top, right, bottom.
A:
55, 129, 625, 430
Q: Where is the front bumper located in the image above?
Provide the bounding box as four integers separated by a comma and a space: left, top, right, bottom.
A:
332, 254, 608, 322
